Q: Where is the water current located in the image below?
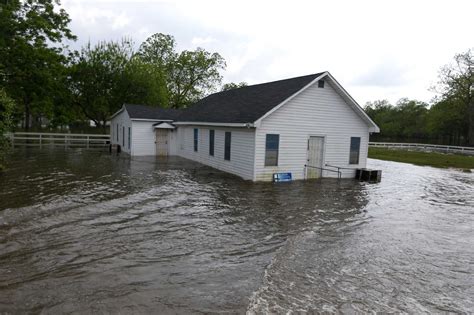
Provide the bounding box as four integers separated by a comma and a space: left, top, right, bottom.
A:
0, 148, 472, 313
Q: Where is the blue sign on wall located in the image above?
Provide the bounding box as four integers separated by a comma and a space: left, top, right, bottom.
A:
273, 172, 292, 182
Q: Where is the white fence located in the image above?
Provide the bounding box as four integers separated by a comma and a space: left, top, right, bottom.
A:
369, 142, 474, 156
7, 132, 110, 149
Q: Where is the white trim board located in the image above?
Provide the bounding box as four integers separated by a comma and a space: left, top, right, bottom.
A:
131, 118, 174, 122
173, 122, 255, 128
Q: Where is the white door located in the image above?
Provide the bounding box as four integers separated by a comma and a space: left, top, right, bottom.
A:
307, 136, 324, 179
155, 129, 169, 156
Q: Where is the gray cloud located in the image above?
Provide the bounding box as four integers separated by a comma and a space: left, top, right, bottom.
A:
352, 61, 409, 88
61, 0, 473, 104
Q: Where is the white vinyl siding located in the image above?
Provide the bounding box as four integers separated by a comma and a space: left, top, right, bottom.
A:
130, 121, 156, 156
254, 80, 370, 181
110, 109, 132, 154
177, 126, 255, 180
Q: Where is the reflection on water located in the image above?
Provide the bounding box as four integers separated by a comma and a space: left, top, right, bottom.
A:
0, 148, 473, 313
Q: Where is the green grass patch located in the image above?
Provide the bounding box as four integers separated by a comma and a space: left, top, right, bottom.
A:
368, 147, 474, 170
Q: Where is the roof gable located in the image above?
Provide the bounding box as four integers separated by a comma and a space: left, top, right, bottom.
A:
177, 72, 326, 123
254, 72, 380, 132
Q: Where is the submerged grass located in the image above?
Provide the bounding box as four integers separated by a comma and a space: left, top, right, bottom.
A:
368, 147, 474, 171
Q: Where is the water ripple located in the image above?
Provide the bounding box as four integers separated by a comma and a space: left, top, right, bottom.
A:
0, 149, 473, 313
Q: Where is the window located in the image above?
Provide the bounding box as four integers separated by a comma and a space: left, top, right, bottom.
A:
224, 132, 231, 161
209, 130, 215, 156
122, 126, 125, 147
116, 124, 119, 142
265, 134, 279, 166
349, 137, 361, 164
128, 127, 131, 150
194, 128, 198, 152
318, 80, 325, 88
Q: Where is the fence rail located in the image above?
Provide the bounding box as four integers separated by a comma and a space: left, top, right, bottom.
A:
369, 142, 474, 156
7, 132, 110, 149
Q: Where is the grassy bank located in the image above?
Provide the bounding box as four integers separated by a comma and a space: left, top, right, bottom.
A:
368, 147, 474, 170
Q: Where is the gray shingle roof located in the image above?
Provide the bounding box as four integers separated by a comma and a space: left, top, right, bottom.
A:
178, 72, 325, 123
124, 104, 182, 120
121, 73, 326, 123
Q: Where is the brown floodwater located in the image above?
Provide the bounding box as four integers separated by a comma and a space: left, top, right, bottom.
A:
0, 148, 473, 313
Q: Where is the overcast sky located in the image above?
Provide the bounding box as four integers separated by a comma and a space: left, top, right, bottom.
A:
62, 0, 473, 105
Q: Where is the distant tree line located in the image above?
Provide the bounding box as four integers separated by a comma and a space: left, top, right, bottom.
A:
365, 49, 473, 146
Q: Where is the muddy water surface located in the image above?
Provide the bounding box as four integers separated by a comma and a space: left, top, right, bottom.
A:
0, 148, 473, 313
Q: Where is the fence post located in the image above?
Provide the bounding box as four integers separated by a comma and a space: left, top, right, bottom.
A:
87, 136, 89, 149
39, 134, 42, 148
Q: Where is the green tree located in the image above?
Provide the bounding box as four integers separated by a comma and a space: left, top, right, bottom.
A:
426, 99, 468, 145
69, 39, 169, 129
120, 56, 169, 107
365, 99, 429, 141
168, 48, 226, 108
365, 100, 401, 138
0, 0, 75, 130
137, 33, 226, 108
137, 33, 176, 68
221, 82, 248, 91
433, 49, 473, 145
395, 98, 428, 139
0, 89, 14, 171
69, 40, 134, 129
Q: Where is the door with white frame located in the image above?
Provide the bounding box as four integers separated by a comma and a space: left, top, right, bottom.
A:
306, 136, 325, 179
155, 129, 169, 156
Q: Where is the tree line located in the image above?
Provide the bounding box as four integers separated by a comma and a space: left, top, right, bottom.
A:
0, 0, 234, 133
365, 49, 473, 146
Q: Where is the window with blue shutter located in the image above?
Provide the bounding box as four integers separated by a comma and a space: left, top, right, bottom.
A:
224, 132, 231, 161
265, 134, 280, 166
209, 130, 215, 156
194, 128, 198, 152
349, 137, 360, 164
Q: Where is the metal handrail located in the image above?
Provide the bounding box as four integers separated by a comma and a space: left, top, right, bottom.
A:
324, 164, 360, 178
304, 164, 341, 179
325, 163, 358, 170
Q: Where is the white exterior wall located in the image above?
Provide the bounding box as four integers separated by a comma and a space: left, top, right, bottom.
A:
168, 129, 178, 156
110, 110, 132, 154
110, 112, 177, 156
176, 126, 255, 180
254, 81, 370, 181
130, 121, 156, 156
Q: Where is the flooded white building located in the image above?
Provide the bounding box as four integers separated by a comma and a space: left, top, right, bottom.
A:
110, 71, 379, 181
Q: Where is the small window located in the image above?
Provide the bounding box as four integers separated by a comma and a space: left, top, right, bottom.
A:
193, 128, 198, 152
128, 127, 131, 150
349, 137, 361, 164
209, 130, 215, 156
122, 126, 125, 147
265, 134, 279, 166
224, 132, 231, 161
318, 80, 325, 88
116, 124, 119, 142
